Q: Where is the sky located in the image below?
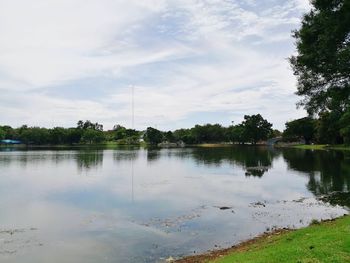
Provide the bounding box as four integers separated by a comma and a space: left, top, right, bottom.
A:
0, 0, 311, 131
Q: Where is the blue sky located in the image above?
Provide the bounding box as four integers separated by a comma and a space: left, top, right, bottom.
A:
0, 0, 311, 130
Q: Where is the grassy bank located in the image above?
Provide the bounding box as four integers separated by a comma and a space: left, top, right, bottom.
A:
292, 144, 350, 151
177, 216, 350, 263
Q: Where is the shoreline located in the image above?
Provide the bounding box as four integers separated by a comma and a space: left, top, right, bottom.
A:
175, 215, 350, 263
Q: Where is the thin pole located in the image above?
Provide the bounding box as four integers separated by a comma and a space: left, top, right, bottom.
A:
131, 85, 135, 129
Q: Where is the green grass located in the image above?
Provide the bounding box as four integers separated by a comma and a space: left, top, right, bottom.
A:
292, 144, 350, 151
292, 144, 328, 150
210, 216, 350, 263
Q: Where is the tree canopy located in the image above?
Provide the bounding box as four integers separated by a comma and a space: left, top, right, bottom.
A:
290, 0, 350, 114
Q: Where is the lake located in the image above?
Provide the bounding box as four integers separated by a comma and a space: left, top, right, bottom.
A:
0, 146, 349, 262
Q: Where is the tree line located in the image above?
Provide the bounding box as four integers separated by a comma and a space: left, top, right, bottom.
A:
0, 114, 277, 145
0, 120, 105, 145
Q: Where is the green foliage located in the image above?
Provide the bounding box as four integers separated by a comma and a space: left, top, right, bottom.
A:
191, 124, 226, 143
173, 129, 196, 144
19, 127, 50, 145
66, 128, 83, 144
112, 124, 140, 144
227, 124, 246, 144
317, 111, 343, 144
0, 125, 18, 139
164, 131, 176, 142
143, 127, 163, 145
77, 120, 103, 131
0, 128, 5, 140
290, 0, 350, 114
339, 109, 350, 144
81, 129, 105, 144
241, 114, 273, 144
284, 117, 317, 144
49, 127, 68, 144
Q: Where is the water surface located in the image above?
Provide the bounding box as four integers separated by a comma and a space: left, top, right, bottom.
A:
0, 146, 349, 262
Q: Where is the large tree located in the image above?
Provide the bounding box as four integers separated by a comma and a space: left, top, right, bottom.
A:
143, 127, 163, 145
284, 117, 317, 144
290, 0, 350, 114
241, 114, 273, 144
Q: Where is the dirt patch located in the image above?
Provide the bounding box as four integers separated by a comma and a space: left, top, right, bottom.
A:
174, 228, 291, 263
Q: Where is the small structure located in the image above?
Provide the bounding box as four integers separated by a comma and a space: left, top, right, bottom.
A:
0, 139, 22, 144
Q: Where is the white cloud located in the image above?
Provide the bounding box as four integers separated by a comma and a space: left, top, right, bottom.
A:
0, 0, 311, 130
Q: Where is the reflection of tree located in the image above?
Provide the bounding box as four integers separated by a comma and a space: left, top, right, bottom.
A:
76, 150, 103, 171
187, 146, 279, 177
147, 148, 161, 162
113, 150, 138, 162
282, 149, 350, 195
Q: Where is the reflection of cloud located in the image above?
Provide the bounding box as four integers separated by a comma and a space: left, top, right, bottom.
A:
0, 147, 348, 262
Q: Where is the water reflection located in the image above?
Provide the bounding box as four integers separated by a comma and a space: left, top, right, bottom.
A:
0, 146, 349, 263
282, 149, 350, 195
76, 150, 104, 171
188, 146, 279, 177
113, 150, 138, 162
147, 148, 161, 162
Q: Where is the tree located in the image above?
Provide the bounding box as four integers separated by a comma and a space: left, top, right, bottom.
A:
283, 117, 316, 144
77, 120, 103, 131
164, 131, 176, 142
191, 124, 225, 143
64, 128, 81, 144
19, 127, 50, 145
143, 127, 163, 145
339, 108, 350, 144
290, 0, 350, 114
81, 129, 105, 144
317, 111, 343, 144
227, 124, 246, 144
173, 129, 196, 144
0, 128, 5, 140
1, 125, 18, 140
49, 127, 68, 144
241, 114, 273, 144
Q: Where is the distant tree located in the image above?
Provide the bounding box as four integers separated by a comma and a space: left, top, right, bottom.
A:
19, 127, 50, 145
290, 0, 350, 114
49, 127, 68, 144
66, 128, 83, 144
1, 125, 17, 140
191, 124, 225, 143
173, 129, 196, 144
77, 120, 103, 131
143, 127, 163, 145
113, 125, 127, 140
270, 129, 282, 138
283, 117, 316, 144
77, 120, 84, 129
164, 131, 176, 142
81, 129, 105, 144
241, 114, 273, 144
0, 128, 5, 140
227, 124, 246, 144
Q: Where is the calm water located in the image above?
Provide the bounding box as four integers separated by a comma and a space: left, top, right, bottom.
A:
0, 146, 349, 262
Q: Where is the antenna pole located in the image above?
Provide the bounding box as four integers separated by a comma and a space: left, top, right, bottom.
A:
131, 85, 135, 129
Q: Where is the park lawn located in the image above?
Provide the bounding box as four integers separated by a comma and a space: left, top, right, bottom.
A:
209, 216, 350, 263
293, 144, 350, 151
